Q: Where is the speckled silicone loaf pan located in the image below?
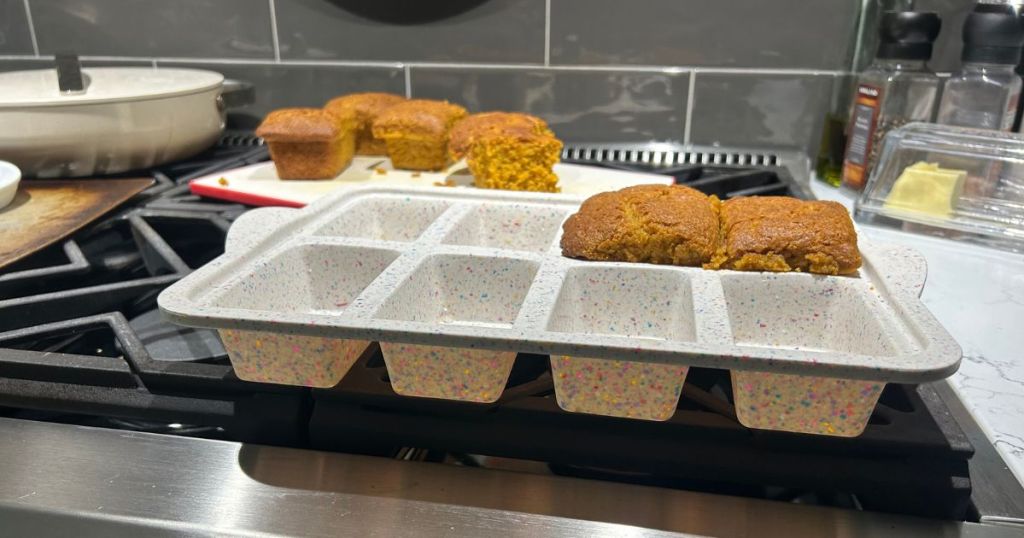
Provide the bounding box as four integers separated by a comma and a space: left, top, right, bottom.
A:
158, 185, 962, 436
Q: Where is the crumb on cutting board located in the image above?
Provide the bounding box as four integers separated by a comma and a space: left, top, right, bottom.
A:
218, 177, 229, 186
412, 172, 421, 178
375, 167, 387, 175
433, 178, 457, 187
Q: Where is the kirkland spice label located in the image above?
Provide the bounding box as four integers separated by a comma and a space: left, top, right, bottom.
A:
843, 85, 881, 190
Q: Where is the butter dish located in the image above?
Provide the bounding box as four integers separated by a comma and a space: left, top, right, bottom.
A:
856, 122, 1024, 252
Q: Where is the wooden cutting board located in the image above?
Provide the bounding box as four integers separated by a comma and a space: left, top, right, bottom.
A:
0, 178, 153, 270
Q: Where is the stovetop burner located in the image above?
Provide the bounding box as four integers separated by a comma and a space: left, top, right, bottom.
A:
0, 138, 975, 521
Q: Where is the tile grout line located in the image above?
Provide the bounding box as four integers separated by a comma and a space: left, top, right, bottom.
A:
0, 53, 849, 77
544, 0, 551, 67
268, 0, 281, 63
22, 0, 39, 57
850, 0, 871, 71
683, 72, 696, 146
404, 65, 412, 98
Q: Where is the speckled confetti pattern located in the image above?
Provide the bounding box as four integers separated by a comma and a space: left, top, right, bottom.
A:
721, 273, 908, 356
158, 187, 963, 437
315, 195, 451, 241
547, 265, 696, 340
552, 356, 688, 421
221, 329, 369, 388
211, 243, 400, 313
732, 371, 884, 437
381, 343, 515, 402
375, 254, 538, 326
443, 203, 572, 253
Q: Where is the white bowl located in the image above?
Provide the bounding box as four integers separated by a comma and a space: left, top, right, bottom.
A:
0, 161, 20, 209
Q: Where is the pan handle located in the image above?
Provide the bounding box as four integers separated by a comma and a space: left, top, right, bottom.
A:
226, 206, 298, 254
55, 53, 88, 95
218, 79, 255, 110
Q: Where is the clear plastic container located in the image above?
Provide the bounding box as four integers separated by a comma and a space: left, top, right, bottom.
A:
855, 122, 1024, 252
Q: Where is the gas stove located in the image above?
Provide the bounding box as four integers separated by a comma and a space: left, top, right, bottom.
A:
0, 137, 993, 522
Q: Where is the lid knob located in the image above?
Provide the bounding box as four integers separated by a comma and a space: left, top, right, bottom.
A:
961, 5, 1024, 65
877, 11, 942, 61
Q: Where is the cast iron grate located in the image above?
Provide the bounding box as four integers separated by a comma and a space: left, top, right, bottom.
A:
310, 345, 972, 520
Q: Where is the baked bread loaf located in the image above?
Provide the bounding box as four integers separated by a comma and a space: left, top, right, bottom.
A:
372, 99, 468, 171
256, 108, 356, 180
561, 184, 721, 266
448, 112, 561, 192
324, 92, 405, 155
706, 196, 861, 275
468, 126, 562, 192
448, 112, 553, 160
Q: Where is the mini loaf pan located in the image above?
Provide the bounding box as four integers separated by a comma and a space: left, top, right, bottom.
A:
158, 186, 962, 435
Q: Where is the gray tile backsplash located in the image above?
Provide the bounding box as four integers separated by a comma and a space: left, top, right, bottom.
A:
0, 0, 33, 54
158, 61, 405, 127
550, 0, 859, 70
410, 67, 689, 143
689, 73, 834, 153
29, 0, 274, 59
2, 0, 904, 154
275, 0, 545, 63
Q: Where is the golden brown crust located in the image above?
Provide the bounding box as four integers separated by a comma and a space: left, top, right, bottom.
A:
448, 112, 552, 160
267, 137, 355, 180
372, 99, 468, 139
561, 184, 721, 266
381, 139, 450, 171
324, 93, 405, 155
371, 99, 467, 170
256, 108, 341, 142
707, 196, 861, 275
325, 92, 406, 120
467, 126, 562, 192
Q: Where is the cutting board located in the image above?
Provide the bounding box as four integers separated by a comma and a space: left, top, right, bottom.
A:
189, 157, 672, 207
0, 178, 153, 270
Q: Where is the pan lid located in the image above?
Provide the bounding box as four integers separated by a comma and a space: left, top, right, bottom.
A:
0, 67, 224, 108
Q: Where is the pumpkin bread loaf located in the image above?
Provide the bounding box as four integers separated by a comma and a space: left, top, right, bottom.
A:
256, 108, 356, 180
449, 112, 561, 192
561, 184, 721, 266
706, 196, 861, 275
324, 92, 405, 155
372, 99, 468, 171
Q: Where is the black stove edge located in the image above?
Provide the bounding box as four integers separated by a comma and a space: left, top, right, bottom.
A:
932, 380, 1024, 523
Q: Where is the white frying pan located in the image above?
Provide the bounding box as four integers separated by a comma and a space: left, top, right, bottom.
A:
0, 64, 251, 178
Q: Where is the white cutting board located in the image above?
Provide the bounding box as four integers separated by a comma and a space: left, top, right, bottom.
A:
190, 157, 672, 207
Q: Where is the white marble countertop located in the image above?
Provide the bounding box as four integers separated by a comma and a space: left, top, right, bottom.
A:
810, 181, 1024, 486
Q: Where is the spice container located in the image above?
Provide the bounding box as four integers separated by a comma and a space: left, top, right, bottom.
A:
842, 11, 942, 191
817, 0, 915, 188
856, 122, 1024, 253
936, 3, 1024, 132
